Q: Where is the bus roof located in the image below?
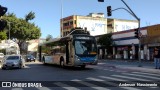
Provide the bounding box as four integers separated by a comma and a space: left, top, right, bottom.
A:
39, 28, 90, 46
39, 35, 70, 46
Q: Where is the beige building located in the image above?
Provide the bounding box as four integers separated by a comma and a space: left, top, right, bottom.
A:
60, 13, 108, 37
60, 13, 138, 37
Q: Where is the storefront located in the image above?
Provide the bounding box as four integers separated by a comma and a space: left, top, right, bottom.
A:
141, 24, 160, 61
112, 26, 147, 60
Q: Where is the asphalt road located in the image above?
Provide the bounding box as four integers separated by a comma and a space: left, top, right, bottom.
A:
0, 61, 160, 90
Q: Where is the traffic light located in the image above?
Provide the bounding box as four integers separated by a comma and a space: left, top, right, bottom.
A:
107, 6, 112, 16
98, 0, 104, 2
0, 19, 7, 31
0, 5, 7, 16
134, 28, 139, 39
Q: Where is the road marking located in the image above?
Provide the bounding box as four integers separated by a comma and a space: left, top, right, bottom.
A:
71, 79, 110, 90
87, 77, 141, 90
114, 70, 127, 73
132, 72, 160, 77
54, 82, 80, 90
98, 63, 106, 65
36, 87, 51, 90
112, 75, 151, 81
12, 88, 23, 90
99, 76, 127, 81
109, 70, 114, 71
122, 73, 160, 80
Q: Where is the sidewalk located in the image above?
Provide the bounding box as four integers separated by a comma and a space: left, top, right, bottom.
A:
98, 59, 160, 74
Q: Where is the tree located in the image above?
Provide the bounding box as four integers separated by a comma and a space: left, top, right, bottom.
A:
97, 33, 113, 55
25, 11, 35, 22
98, 33, 113, 47
46, 34, 53, 41
0, 31, 7, 41
1, 12, 41, 54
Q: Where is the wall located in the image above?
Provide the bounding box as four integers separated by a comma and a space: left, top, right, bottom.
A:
28, 39, 39, 52
77, 16, 107, 36
113, 19, 138, 32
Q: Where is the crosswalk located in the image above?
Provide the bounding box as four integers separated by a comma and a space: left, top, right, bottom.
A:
4, 71, 159, 90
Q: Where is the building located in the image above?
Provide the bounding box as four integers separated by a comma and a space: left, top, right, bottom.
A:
107, 18, 138, 32
27, 38, 47, 57
0, 40, 20, 55
60, 13, 107, 37
60, 13, 138, 37
105, 24, 160, 61
112, 27, 147, 60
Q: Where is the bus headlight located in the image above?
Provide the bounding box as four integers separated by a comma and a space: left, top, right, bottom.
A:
75, 55, 80, 61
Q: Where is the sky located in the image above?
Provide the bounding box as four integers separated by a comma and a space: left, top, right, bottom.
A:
0, 0, 160, 38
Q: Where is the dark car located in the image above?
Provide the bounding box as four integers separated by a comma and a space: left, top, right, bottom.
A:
26, 55, 36, 62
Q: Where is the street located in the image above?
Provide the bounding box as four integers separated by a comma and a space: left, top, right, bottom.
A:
0, 60, 160, 90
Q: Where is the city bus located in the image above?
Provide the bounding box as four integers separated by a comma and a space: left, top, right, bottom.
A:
38, 28, 98, 68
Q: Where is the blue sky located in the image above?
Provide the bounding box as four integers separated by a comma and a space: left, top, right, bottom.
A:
0, 0, 159, 38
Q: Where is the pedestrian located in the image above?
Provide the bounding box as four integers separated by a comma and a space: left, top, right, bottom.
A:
153, 47, 160, 69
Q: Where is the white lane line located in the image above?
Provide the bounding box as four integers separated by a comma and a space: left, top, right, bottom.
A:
99, 76, 128, 81
122, 73, 160, 80
87, 77, 141, 90
112, 75, 151, 81
109, 70, 114, 71
71, 79, 110, 90
36, 87, 51, 90
54, 82, 80, 90
12, 88, 23, 90
132, 72, 160, 77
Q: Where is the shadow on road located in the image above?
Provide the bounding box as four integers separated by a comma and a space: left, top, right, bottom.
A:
41, 64, 95, 71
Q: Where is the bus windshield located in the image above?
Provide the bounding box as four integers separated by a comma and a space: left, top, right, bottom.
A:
74, 40, 97, 55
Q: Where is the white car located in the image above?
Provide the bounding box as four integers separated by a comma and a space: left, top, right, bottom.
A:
1, 55, 25, 70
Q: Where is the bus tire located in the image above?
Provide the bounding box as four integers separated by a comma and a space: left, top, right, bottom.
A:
60, 57, 65, 68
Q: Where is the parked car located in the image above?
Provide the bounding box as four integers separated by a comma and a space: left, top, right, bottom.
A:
0, 53, 4, 63
1, 55, 25, 70
26, 55, 36, 62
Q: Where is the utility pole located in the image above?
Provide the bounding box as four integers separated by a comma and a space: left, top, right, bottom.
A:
8, 22, 10, 40
121, 0, 141, 67
61, 0, 63, 37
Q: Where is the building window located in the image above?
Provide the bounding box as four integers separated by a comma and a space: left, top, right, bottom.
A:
70, 21, 73, 25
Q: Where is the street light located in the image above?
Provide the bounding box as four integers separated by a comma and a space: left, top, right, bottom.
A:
61, 0, 63, 37
8, 22, 11, 40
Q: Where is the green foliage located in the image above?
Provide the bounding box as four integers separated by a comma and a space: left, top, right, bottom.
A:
25, 11, 35, 22
2, 12, 41, 41
0, 12, 41, 54
0, 31, 7, 41
97, 33, 113, 48
46, 34, 53, 41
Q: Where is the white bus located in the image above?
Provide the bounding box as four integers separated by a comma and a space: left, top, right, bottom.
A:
38, 28, 98, 68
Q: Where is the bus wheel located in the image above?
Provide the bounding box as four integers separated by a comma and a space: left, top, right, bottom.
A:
81, 65, 86, 69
